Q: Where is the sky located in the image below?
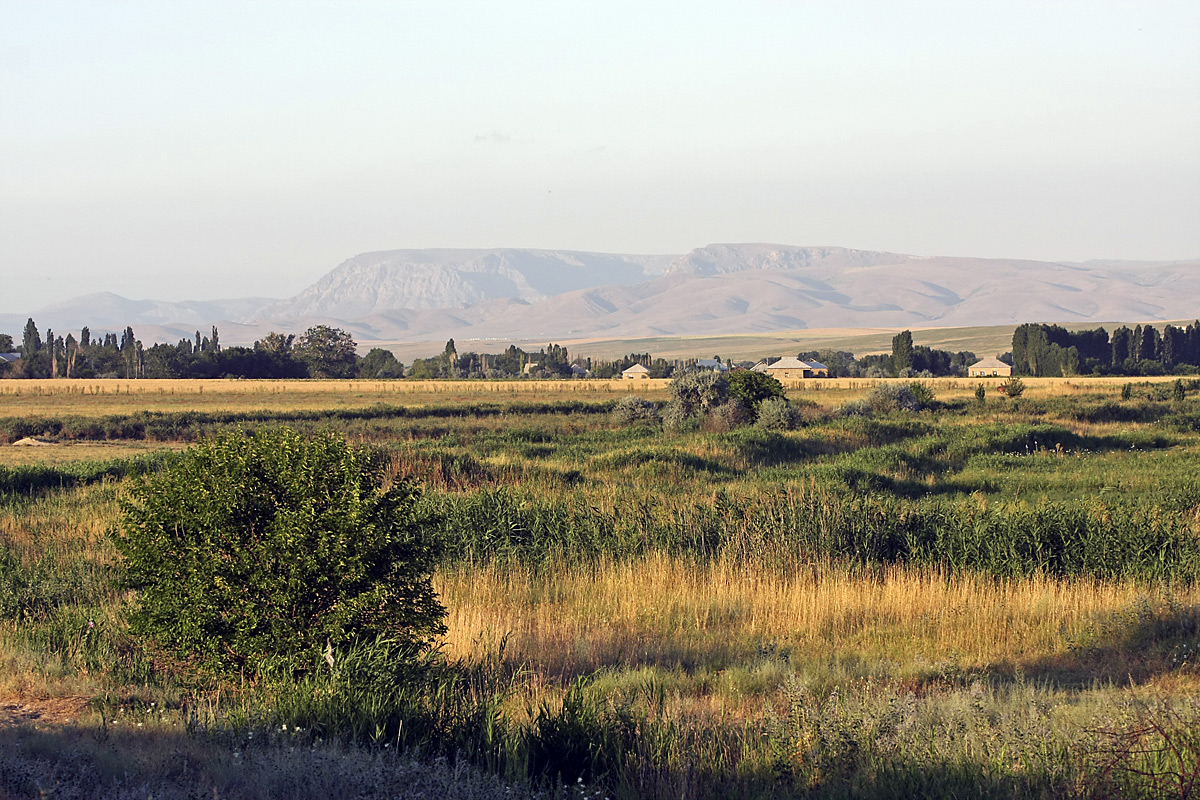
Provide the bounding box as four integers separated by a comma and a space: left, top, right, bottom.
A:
2, 1, 1199, 313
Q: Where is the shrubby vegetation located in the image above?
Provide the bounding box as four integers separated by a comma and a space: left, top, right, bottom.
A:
755, 396, 802, 430
660, 369, 805, 432
838, 382, 936, 417
116, 427, 445, 677
609, 395, 660, 425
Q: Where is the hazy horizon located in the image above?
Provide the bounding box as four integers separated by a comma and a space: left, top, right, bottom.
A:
3, 2, 1198, 314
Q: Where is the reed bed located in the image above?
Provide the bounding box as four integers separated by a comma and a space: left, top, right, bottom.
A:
437, 556, 1200, 688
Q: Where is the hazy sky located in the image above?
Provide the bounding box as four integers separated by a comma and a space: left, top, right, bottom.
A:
3, 1, 1198, 313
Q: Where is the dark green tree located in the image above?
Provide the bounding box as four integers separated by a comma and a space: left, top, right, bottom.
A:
295, 325, 358, 378
1139, 325, 1160, 364
255, 331, 295, 356
891, 330, 914, 375
115, 427, 446, 677
1111, 326, 1132, 367
1131, 325, 1144, 361
1161, 325, 1183, 368
21, 318, 40, 360
358, 348, 405, 379
728, 370, 785, 421
0, 333, 13, 353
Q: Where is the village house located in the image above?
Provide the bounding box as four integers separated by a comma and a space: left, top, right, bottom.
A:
765, 357, 829, 379
968, 356, 1012, 377
621, 363, 651, 380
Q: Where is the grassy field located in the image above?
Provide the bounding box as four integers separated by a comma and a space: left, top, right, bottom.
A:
2, 375, 1199, 798
378, 324, 1021, 364
376, 319, 1200, 363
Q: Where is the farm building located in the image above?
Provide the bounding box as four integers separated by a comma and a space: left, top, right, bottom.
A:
622, 364, 651, 380
968, 357, 1012, 377
765, 357, 828, 379
0, 353, 20, 364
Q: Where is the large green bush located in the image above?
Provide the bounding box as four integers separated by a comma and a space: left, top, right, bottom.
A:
727, 370, 785, 420
115, 427, 445, 676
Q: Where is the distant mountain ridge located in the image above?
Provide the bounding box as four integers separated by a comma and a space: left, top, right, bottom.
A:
3, 244, 1197, 346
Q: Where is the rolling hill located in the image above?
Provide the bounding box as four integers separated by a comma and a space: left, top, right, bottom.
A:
2, 244, 1197, 349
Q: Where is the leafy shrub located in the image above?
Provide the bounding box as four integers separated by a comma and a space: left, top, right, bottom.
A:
115, 427, 446, 677
727, 370, 785, 420
610, 395, 660, 425
1000, 376, 1026, 398
871, 384, 922, 413
836, 383, 935, 417
837, 399, 874, 418
661, 400, 699, 432
756, 396, 802, 431
702, 400, 749, 432
668, 370, 729, 418
974, 383, 987, 404
907, 381, 935, 408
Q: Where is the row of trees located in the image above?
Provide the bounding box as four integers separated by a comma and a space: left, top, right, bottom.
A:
1012, 322, 1200, 377
0, 320, 587, 381
8, 316, 1196, 381
1, 319, 152, 379
0, 319, 382, 380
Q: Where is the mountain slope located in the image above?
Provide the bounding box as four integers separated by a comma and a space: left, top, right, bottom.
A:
4, 245, 1197, 346
259, 248, 677, 318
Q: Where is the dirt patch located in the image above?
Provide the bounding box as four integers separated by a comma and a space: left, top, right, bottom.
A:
10, 437, 52, 446
0, 695, 90, 727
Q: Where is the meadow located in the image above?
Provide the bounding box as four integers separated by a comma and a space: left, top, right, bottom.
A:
1, 375, 1198, 799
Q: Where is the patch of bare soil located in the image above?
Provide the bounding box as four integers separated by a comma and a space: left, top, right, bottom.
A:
0, 695, 90, 728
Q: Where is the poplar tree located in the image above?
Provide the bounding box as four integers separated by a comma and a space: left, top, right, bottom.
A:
21, 318, 41, 360
891, 330, 914, 375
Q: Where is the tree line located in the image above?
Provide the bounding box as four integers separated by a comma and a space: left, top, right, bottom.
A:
0, 320, 978, 380
0, 319, 374, 380
6, 316, 1195, 381
1011, 322, 1200, 377
0, 319, 594, 380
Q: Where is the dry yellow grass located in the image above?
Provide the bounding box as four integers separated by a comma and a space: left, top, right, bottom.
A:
0, 375, 1181, 417
437, 555, 1199, 688
0, 378, 670, 416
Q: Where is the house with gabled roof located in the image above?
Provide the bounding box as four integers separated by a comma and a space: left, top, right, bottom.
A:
765, 357, 829, 379
968, 356, 1012, 377
622, 363, 651, 380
